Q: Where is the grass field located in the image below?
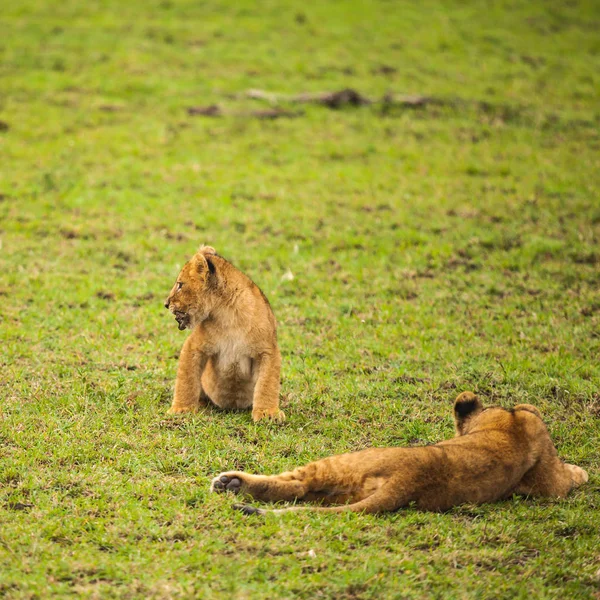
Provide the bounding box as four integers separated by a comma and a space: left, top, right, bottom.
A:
1, 0, 600, 597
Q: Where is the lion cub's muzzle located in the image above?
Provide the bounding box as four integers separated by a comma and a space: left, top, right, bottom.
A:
173, 311, 190, 330
165, 299, 191, 331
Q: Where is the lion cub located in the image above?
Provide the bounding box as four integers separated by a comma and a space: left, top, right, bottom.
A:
164, 245, 283, 422
212, 392, 588, 514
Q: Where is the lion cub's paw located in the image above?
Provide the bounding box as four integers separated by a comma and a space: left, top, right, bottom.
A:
565, 463, 589, 486
252, 408, 286, 423
211, 472, 244, 494
167, 404, 199, 415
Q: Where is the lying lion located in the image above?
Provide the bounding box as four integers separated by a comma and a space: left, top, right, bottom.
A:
164, 245, 284, 422
211, 392, 588, 514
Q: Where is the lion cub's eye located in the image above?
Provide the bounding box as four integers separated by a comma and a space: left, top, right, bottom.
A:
177, 282, 184, 291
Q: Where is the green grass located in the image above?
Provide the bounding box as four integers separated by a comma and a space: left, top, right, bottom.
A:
1, 0, 599, 597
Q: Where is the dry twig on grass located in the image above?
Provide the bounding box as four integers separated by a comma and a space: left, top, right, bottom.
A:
241, 87, 442, 109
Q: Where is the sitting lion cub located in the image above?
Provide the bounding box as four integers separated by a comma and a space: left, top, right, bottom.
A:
212, 392, 587, 514
164, 245, 284, 422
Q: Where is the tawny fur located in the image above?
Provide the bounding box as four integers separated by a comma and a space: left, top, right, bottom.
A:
165, 245, 283, 422
211, 392, 588, 514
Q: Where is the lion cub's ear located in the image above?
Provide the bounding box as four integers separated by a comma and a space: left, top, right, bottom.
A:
191, 252, 210, 276
192, 248, 217, 279
198, 245, 217, 256
193, 246, 217, 276
454, 391, 483, 436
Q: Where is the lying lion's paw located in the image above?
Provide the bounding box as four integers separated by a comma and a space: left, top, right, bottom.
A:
233, 503, 265, 516
167, 405, 199, 415
252, 408, 285, 423
211, 472, 243, 494
565, 463, 589, 486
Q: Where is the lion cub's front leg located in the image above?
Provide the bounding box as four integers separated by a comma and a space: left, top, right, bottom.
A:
169, 337, 209, 414
251, 351, 285, 423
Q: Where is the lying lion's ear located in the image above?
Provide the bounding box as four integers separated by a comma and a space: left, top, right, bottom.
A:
454, 392, 483, 418
513, 404, 542, 419
454, 392, 483, 435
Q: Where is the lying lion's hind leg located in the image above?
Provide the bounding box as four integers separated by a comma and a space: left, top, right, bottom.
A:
513, 458, 588, 498
563, 463, 589, 488
211, 471, 309, 502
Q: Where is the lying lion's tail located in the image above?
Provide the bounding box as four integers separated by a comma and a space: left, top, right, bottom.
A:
233, 486, 404, 516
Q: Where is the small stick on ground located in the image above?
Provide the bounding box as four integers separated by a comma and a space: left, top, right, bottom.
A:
240, 88, 446, 109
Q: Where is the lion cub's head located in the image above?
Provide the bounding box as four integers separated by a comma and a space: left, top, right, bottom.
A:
164, 245, 218, 330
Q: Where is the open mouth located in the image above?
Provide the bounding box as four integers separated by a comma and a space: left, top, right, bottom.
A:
174, 312, 190, 331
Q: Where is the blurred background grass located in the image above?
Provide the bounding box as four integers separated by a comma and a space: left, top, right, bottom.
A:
1, 1, 599, 598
